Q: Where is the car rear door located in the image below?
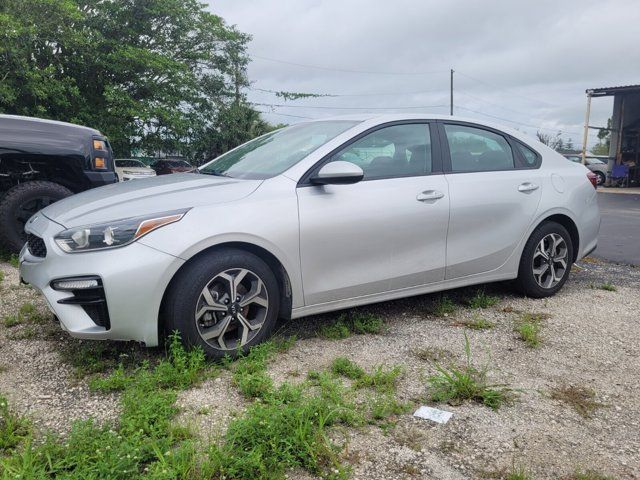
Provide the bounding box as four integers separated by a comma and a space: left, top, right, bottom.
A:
296, 122, 450, 306
438, 121, 543, 280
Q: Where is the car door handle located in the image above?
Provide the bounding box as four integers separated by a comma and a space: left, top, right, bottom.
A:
416, 190, 445, 202
518, 182, 539, 193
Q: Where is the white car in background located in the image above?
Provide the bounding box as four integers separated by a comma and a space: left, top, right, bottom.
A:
564, 154, 608, 185
20, 114, 600, 358
114, 159, 156, 182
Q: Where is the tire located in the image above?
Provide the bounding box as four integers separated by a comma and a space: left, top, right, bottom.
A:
595, 171, 606, 186
516, 221, 574, 298
164, 248, 280, 359
0, 181, 73, 253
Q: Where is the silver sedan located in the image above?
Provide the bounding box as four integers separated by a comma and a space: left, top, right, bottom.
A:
19, 114, 600, 358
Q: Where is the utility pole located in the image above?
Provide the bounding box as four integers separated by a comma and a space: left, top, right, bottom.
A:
450, 69, 454, 116
581, 91, 592, 165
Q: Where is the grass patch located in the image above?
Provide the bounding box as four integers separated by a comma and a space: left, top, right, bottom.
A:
0, 250, 19, 269
0, 395, 31, 453
2, 315, 20, 328
212, 352, 406, 478
432, 295, 456, 317
318, 312, 385, 340
331, 357, 403, 393
456, 313, 495, 330
428, 334, 515, 410
513, 312, 549, 348
598, 282, 617, 292
466, 289, 500, 309
59, 341, 147, 378
550, 385, 603, 418
0, 333, 211, 478
0, 270, 4, 283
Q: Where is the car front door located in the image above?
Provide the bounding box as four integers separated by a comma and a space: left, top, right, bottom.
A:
439, 121, 543, 279
296, 122, 450, 306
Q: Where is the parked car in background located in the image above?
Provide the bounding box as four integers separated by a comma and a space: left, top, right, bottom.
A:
0, 114, 117, 253
115, 159, 156, 182
20, 114, 600, 359
564, 154, 608, 185
151, 159, 195, 175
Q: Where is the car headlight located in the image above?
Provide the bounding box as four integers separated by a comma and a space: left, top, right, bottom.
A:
54, 209, 189, 253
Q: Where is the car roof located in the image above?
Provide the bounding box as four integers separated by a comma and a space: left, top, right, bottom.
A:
306, 113, 535, 145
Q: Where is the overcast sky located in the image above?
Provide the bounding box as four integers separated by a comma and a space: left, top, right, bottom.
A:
208, 0, 639, 148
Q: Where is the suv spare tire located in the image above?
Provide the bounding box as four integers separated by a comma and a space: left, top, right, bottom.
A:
0, 181, 73, 253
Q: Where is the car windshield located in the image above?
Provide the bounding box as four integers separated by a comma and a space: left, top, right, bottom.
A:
116, 159, 145, 168
199, 120, 359, 179
167, 160, 191, 167
587, 157, 606, 165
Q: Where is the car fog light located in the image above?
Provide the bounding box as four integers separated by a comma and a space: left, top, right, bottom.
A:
52, 278, 99, 291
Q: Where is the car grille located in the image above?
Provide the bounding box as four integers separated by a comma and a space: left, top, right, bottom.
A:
27, 234, 47, 258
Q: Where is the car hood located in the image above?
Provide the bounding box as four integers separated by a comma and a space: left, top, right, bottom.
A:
40, 173, 262, 228
117, 167, 155, 174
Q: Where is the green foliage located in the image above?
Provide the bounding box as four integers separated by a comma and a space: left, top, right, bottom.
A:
514, 312, 549, 348
467, 290, 500, 309
0, 395, 31, 453
0, 333, 210, 478
330, 357, 403, 393
428, 334, 514, 410
432, 295, 456, 317
0, 270, 4, 283
458, 314, 495, 330
2, 315, 20, 328
571, 470, 616, 480
598, 282, 617, 292
0, 0, 273, 160
318, 312, 385, 339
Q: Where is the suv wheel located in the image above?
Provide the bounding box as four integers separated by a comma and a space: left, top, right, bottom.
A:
0, 181, 73, 252
594, 171, 606, 186
164, 248, 280, 358
516, 221, 574, 298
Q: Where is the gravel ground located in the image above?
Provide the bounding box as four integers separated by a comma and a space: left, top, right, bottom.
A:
0, 257, 638, 479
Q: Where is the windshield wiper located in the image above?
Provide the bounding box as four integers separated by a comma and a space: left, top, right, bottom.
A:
200, 170, 231, 178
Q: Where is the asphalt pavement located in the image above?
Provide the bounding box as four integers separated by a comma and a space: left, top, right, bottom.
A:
593, 191, 640, 265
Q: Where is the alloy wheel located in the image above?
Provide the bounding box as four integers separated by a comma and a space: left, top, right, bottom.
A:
194, 268, 269, 351
532, 233, 568, 289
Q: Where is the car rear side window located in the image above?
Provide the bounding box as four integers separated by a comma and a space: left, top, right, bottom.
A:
330, 123, 432, 180
515, 142, 540, 168
444, 124, 514, 172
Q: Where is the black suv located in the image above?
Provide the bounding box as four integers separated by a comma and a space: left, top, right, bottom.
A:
0, 115, 117, 252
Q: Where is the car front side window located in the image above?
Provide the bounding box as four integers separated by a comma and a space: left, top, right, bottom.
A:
328, 123, 432, 180
444, 124, 514, 172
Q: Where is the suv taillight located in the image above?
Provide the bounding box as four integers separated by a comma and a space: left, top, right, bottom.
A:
586, 171, 598, 189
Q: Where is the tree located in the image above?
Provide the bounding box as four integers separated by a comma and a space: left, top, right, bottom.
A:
591, 117, 612, 155
0, 0, 268, 159
536, 130, 565, 151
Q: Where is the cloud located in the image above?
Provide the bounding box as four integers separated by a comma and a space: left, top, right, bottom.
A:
208, 0, 640, 146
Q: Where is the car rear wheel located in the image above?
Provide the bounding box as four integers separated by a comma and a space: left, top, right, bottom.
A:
0, 181, 73, 253
516, 221, 573, 298
594, 171, 606, 186
164, 248, 280, 358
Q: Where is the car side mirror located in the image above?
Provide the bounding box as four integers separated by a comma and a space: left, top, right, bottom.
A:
310, 161, 364, 185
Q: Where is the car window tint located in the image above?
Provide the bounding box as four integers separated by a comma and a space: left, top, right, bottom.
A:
515, 142, 539, 167
445, 124, 514, 172
331, 124, 431, 179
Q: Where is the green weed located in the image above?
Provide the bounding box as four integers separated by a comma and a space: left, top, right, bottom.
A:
0, 395, 31, 453
467, 289, 500, 309
598, 282, 617, 292
331, 357, 403, 393
318, 312, 385, 339
2, 315, 20, 328
550, 385, 603, 418
432, 295, 456, 317
428, 334, 514, 410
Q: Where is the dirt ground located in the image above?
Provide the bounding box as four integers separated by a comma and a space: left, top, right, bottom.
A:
0, 257, 638, 479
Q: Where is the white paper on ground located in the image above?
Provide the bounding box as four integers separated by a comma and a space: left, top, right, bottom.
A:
413, 406, 453, 424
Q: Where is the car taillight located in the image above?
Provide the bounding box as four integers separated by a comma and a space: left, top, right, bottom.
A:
586, 171, 598, 189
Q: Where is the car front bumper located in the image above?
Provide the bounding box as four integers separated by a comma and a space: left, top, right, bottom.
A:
19, 214, 184, 346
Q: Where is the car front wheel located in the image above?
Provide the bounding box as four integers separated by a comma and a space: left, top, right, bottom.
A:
164, 248, 280, 358
516, 222, 573, 298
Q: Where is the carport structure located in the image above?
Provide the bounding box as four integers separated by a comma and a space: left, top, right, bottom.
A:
581, 84, 640, 186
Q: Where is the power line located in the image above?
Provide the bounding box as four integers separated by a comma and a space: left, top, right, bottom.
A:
455, 70, 558, 107
255, 109, 313, 120
250, 54, 445, 76
251, 86, 447, 98
455, 106, 598, 139
253, 102, 448, 111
